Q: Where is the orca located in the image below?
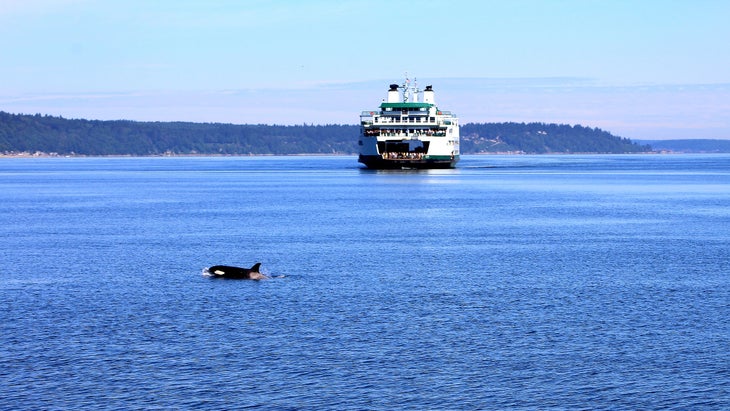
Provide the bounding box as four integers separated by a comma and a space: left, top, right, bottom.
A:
205, 262, 269, 280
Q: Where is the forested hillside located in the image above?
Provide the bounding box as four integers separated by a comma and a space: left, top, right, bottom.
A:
461, 122, 649, 154
0, 112, 355, 155
1, 111, 651, 155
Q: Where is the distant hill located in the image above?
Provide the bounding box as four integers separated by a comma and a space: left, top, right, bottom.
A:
461, 122, 650, 154
636, 139, 730, 153
1, 111, 650, 156
0, 111, 356, 156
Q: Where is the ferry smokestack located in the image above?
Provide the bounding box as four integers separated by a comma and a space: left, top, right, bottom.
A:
423, 85, 435, 104
387, 84, 400, 103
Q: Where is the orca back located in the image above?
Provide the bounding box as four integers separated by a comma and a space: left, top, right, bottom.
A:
207, 263, 262, 279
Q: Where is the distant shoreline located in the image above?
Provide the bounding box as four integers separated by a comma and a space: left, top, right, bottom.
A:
2, 151, 695, 159
0, 152, 355, 158
0, 111, 651, 156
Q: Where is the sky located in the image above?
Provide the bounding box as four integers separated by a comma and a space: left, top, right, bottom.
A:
1, 0, 729, 140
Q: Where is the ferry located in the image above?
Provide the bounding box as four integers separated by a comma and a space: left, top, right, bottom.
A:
358, 78, 460, 169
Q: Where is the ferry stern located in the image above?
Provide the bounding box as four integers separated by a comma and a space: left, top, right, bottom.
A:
358, 79, 460, 169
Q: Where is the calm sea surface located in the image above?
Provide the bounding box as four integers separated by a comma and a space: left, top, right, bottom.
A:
1, 154, 729, 410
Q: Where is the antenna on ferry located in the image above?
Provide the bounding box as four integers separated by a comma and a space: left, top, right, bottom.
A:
403, 72, 409, 102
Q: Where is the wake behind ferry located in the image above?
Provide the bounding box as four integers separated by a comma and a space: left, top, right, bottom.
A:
358, 78, 460, 169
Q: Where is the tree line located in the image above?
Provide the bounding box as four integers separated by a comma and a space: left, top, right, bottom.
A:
460, 122, 650, 153
1, 111, 651, 156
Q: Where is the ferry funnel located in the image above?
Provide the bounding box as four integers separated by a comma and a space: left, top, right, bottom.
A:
387, 84, 400, 103
423, 85, 435, 104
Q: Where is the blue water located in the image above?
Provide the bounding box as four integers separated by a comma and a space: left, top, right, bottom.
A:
1, 154, 729, 410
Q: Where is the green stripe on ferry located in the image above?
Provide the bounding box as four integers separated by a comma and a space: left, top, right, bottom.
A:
379, 102, 433, 109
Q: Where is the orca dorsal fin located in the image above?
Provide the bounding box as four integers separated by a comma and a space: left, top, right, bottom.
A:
250, 262, 261, 272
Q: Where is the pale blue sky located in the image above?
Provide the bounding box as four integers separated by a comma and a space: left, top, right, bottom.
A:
1, 0, 729, 139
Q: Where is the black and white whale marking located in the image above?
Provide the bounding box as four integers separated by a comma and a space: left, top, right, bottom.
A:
205, 262, 269, 280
